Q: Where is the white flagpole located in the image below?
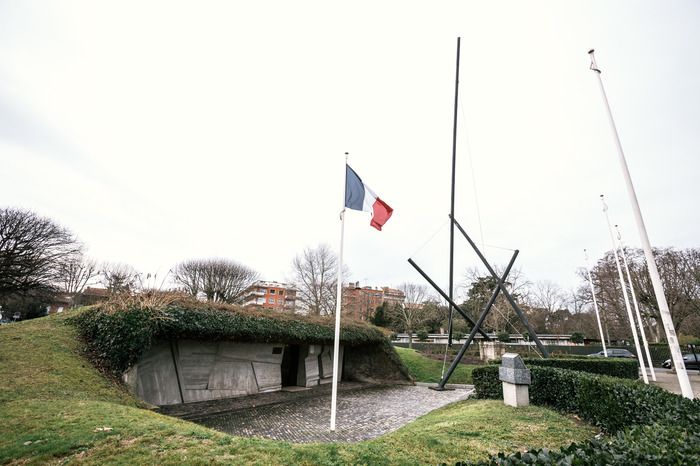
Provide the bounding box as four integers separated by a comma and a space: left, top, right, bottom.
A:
590, 50, 693, 398
601, 196, 649, 384
584, 249, 607, 357
615, 225, 656, 381
330, 154, 348, 432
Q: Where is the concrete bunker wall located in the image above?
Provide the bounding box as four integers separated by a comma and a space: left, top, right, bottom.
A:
124, 340, 346, 406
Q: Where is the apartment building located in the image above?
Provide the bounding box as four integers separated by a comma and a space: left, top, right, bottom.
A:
342, 282, 405, 321
242, 281, 297, 311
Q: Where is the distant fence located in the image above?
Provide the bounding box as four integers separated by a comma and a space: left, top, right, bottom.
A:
392, 341, 480, 357
391, 341, 678, 367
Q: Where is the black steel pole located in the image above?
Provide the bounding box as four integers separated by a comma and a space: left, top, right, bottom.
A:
436, 250, 519, 389
408, 258, 490, 340
447, 37, 461, 347
451, 216, 550, 358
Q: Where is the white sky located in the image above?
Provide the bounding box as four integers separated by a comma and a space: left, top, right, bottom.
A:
1, 1, 699, 299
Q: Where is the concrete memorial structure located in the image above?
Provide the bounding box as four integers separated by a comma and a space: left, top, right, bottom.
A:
124, 339, 404, 406
498, 353, 531, 407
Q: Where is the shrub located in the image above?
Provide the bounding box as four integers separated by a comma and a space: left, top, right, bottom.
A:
472, 366, 501, 399
416, 329, 429, 341
485, 357, 638, 379
496, 332, 510, 343
524, 356, 638, 379
466, 363, 700, 465
459, 424, 700, 466
475, 364, 700, 433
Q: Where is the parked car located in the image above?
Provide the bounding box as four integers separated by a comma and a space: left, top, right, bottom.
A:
587, 349, 637, 359
661, 353, 700, 369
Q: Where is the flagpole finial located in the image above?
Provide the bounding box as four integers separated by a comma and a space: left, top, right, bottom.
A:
589, 49, 601, 73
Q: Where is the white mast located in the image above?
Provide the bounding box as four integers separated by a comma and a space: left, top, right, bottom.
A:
589, 50, 693, 398
584, 249, 607, 357
330, 153, 348, 432
616, 225, 656, 381
601, 196, 648, 384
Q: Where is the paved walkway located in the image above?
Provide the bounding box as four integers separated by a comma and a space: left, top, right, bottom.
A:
195, 384, 474, 443
651, 368, 700, 397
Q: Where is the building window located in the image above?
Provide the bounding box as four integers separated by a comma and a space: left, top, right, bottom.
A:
270, 289, 276, 295
268, 297, 274, 304
278, 290, 284, 296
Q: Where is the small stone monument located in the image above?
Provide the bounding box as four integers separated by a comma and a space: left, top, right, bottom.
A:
479, 341, 507, 362
498, 353, 531, 407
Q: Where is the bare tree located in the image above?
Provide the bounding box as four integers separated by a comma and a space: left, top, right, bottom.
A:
386, 282, 432, 348
172, 258, 258, 303
524, 280, 572, 333
291, 244, 347, 316
57, 254, 99, 293
0, 207, 80, 301
578, 247, 700, 343
528, 280, 567, 313
100, 262, 140, 294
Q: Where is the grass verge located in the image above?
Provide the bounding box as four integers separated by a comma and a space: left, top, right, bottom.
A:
395, 346, 476, 384
0, 314, 596, 465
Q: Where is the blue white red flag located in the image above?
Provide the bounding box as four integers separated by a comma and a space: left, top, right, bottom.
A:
345, 164, 393, 231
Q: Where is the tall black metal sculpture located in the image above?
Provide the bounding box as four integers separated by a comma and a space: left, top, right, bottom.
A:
408, 216, 550, 390
408, 215, 550, 390
408, 37, 549, 390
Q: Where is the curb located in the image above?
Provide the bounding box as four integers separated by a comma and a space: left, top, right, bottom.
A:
414, 382, 475, 390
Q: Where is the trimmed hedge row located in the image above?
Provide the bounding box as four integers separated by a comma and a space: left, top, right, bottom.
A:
459, 425, 700, 466
488, 356, 639, 379
523, 356, 639, 379
474, 365, 700, 432
70, 304, 389, 374
467, 365, 700, 465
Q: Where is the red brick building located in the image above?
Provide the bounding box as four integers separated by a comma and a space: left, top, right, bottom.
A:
242, 281, 297, 311
342, 282, 405, 321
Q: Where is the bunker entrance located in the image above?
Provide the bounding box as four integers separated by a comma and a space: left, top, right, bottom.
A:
280, 344, 300, 387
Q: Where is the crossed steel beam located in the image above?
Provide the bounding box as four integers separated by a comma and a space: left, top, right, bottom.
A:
408, 258, 490, 340
408, 215, 549, 390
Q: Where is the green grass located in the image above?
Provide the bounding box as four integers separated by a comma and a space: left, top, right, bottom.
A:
0, 314, 597, 465
395, 346, 476, 384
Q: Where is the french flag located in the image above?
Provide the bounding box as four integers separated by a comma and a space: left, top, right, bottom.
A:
345, 164, 393, 231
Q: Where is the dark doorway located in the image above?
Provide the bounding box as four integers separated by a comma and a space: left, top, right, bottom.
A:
281, 344, 300, 386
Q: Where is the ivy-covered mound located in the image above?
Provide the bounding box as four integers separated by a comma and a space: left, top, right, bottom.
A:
464, 365, 700, 465
70, 298, 394, 375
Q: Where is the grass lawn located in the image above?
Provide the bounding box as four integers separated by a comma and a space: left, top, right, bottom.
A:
395, 346, 476, 384
0, 313, 597, 465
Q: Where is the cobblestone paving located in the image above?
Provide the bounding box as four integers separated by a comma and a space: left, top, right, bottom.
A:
196, 384, 473, 443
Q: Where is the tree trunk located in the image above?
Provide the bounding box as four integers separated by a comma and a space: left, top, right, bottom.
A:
408, 328, 413, 349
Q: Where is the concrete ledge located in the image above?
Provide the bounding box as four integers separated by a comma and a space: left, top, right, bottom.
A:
414, 382, 475, 391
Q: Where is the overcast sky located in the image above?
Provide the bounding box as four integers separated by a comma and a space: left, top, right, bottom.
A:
1, 1, 698, 300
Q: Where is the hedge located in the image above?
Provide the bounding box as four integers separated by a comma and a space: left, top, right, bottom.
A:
70, 303, 390, 374
466, 364, 700, 465
488, 356, 639, 379
458, 425, 700, 466
524, 357, 639, 379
